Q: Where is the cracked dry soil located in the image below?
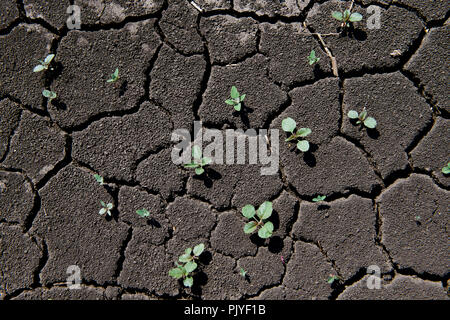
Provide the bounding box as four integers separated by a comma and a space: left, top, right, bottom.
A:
0, 0, 449, 300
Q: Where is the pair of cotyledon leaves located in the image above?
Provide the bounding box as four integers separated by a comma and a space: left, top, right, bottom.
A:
242, 201, 274, 239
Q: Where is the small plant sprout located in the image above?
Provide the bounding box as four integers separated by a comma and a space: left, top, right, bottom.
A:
42, 89, 57, 101
93, 174, 104, 185
169, 243, 205, 288
308, 50, 320, 65
33, 54, 55, 72
312, 195, 326, 202
239, 268, 247, 278
99, 201, 113, 216
107, 68, 119, 83
184, 145, 212, 175
225, 86, 246, 111
327, 275, 342, 285
347, 108, 377, 129
136, 209, 150, 218
442, 162, 450, 175
281, 117, 312, 152
242, 201, 274, 239
332, 9, 363, 28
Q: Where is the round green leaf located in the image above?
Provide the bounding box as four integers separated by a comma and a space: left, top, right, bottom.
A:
332, 11, 343, 21
183, 277, 194, 287
258, 222, 273, 239
193, 243, 205, 256
136, 209, 150, 217
184, 261, 197, 273
348, 110, 359, 119
107, 203, 113, 209
195, 167, 205, 175
100, 200, 106, 207
364, 117, 377, 129
297, 140, 310, 152
179, 253, 192, 263
240, 94, 246, 101
234, 103, 241, 111
185, 248, 192, 255
169, 267, 183, 279
242, 204, 256, 219
281, 117, 296, 133
33, 64, 45, 72
296, 128, 312, 138
99, 208, 107, 215
230, 86, 239, 99
225, 99, 235, 105
244, 221, 258, 234
257, 201, 273, 220
442, 164, 450, 175
349, 12, 363, 22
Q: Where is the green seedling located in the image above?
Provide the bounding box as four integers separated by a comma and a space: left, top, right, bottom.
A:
327, 275, 342, 285
93, 174, 104, 185
281, 117, 312, 152
136, 209, 150, 218
239, 268, 247, 278
308, 50, 320, 65
312, 195, 326, 202
184, 145, 212, 175
169, 243, 205, 288
225, 86, 246, 111
442, 162, 450, 175
332, 9, 363, 28
348, 108, 377, 129
33, 54, 55, 72
107, 68, 119, 83
42, 89, 57, 101
99, 201, 113, 216
242, 201, 274, 239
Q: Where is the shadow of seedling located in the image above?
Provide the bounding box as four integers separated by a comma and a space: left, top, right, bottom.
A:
338, 24, 368, 41
50, 98, 68, 110
232, 104, 254, 129
46, 61, 64, 80
169, 244, 211, 293
193, 167, 222, 189
119, 80, 128, 97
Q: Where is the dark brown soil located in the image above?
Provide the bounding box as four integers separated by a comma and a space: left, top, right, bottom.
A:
0, 0, 448, 300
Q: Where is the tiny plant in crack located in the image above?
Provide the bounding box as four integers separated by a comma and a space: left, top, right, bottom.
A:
93, 174, 104, 185
33, 54, 55, 72
107, 68, 119, 83
136, 209, 150, 218
225, 86, 246, 112
169, 243, 205, 287
312, 195, 326, 202
332, 9, 363, 28
99, 201, 113, 216
442, 162, 450, 175
327, 274, 342, 285
42, 89, 57, 101
308, 50, 320, 65
348, 108, 377, 129
282, 117, 312, 152
239, 268, 247, 278
184, 145, 211, 175
242, 201, 274, 239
